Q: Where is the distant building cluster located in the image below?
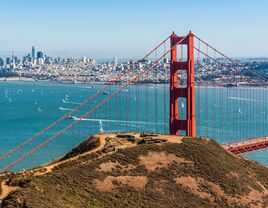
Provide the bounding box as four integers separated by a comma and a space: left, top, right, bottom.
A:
0, 47, 267, 86
0, 46, 96, 70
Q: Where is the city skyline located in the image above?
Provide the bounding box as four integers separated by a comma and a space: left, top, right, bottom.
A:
0, 45, 124, 65
0, 0, 268, 58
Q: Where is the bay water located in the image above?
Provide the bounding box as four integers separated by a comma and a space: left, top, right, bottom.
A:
0, 81, 268, 171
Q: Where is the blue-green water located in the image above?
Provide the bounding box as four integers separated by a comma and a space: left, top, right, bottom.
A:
0, 81, 268, 171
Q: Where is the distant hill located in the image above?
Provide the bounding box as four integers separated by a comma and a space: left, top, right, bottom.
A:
1, 133, 268, 208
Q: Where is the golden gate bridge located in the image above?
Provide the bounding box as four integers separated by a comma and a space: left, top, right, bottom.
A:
1, 31, 268, 173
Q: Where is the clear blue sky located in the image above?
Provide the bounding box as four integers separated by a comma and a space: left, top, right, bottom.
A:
1, 0, 268, 58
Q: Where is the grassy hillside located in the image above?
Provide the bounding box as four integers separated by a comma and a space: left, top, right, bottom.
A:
1, 133, 268, 208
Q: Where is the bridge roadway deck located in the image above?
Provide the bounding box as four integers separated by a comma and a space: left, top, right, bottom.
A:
222, 136, 268, 155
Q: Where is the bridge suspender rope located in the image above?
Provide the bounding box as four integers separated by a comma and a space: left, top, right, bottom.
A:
0, 35, 171, 164
193, 35, 268, 154
2, 32, 268, 173
0, 35, 189, 173
194, 35, 268, 83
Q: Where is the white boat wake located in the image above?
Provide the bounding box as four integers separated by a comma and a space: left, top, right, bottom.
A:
69, 116, 165, 125
59, 106, 73, 111
63, 101, 82, 105
229, 96, 251, 101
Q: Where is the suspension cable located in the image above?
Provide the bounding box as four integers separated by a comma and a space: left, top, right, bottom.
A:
194, 35, 268, 83
0, 35, 189, 173
0, 34, 172, 162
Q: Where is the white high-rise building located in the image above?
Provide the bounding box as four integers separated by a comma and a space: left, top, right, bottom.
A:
83, 56, 87, 64
113, 57, 118, 65
37, 58, 44, 65
32, 58, 37, 65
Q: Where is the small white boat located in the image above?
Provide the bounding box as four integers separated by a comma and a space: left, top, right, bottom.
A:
99, 120, 104, 133
68, 116, 78, 120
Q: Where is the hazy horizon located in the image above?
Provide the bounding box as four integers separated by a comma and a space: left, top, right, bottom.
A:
1, 0, 268, 57
0, 49, 267, 60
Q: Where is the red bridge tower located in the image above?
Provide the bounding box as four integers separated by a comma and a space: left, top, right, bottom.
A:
170, 32, 196, 137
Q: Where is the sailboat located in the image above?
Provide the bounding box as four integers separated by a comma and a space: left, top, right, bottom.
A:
99, 120, 104, 133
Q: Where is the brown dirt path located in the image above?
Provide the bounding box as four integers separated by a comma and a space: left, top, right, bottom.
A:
0, 180, 19, 201
33, 134, 108, 176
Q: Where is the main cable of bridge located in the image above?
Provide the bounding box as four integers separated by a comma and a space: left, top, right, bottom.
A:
194, 46, 262, 87
194, 41, 243, 142
194, 34, 268, 146
0, 34, 172, 164
0, 34, 189, 173
194, 35, 268, 83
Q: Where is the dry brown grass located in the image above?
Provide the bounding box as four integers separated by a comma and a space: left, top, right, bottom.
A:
175, 176, 211, 199
98, 161, 136, 173
1, 134, 268, 208
226, 171, 240, 178
138, 151, 191, 172
95, 176, 148, 192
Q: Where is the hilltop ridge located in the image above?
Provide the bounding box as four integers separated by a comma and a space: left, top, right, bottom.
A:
1, 133, 268, 208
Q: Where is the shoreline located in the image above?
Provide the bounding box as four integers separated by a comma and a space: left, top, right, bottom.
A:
0, 76, 268, 89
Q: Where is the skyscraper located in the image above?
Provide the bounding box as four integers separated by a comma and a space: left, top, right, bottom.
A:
113, 57, 118, 65
32, 46, 36, 59
6, 58, 11, 65
37, 51, 44, 59
0, 58, 3, 67
83, 56, 87, 64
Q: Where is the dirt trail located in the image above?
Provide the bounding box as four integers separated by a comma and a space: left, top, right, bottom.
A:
1, 133, 183, 200
0, 134, 109, 201
34, 134, 108, 176
0, 180, 18, 201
